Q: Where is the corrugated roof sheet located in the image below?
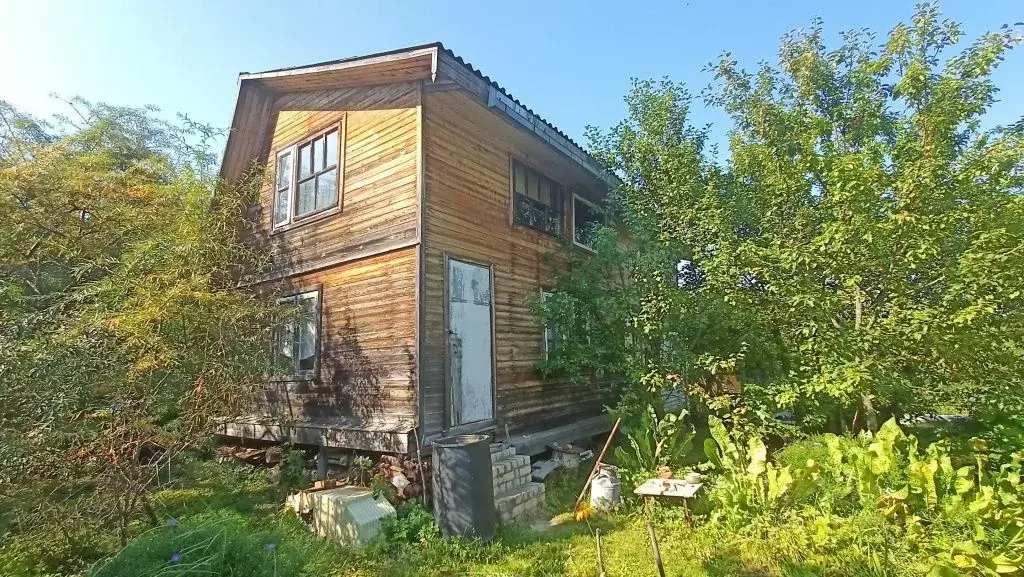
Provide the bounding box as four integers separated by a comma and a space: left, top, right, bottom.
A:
243, 42, 597, 170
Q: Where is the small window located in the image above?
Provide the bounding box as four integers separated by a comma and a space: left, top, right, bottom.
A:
541, 290, 557, 360
572, 194, 602, 250
512, 160, 563, 236
273, 291, 320, 377
273, 125, 342, 229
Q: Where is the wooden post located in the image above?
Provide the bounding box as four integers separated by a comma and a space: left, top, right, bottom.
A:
647, 521, 666, 577
596, 528, 607, 577
316, 444, 328, 480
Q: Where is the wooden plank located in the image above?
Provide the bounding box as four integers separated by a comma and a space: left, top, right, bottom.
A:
217, 420, 412, 453
507, 414, 614, 457
240, 47, 437, 91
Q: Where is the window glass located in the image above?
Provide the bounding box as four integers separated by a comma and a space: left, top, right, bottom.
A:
296, 295, 318, 371
273, 320, 294, 373
274, 186, 290, 227
513, 164, 526, 195
273, 152, 292, 227
573, 196, 602, 250
297, 179, 316, 215
273, 292, 319, 376
325, 130, 338, 168
541, 290, 557, 360
538, 179, 551, 205
299, 143, 313, 178
276, 152, 291, 191
313, 137, 325, 172
316, 168, 337, 210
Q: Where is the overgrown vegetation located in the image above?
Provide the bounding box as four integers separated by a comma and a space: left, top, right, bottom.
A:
2, 4, 1023, 577
540, 4, 1024, 437
0, 99, 279, 569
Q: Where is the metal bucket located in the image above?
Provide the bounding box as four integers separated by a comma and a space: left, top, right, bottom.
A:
431, 434, 496, 540
590, 465, 622, 511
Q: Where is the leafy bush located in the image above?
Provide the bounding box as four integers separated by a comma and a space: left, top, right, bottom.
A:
705, 417, 1024, 575
276, 444, 311, 492
369, 500, 441, 553
773, 435, 860, 514
88, 512, 304, 577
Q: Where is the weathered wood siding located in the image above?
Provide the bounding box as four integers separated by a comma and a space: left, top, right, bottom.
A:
263, 246, 418, 423
242, 82, 423, 438
256, 82, 420, 276
420, 88, 607, 437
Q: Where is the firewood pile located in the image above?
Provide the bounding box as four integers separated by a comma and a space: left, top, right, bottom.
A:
216, 445, 281, 465
373, 454, 431, 503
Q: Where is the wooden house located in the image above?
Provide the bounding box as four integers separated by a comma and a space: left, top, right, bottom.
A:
218, 43, 616, 455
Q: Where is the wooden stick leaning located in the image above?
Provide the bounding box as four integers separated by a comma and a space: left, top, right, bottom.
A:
573, 417, 622, 514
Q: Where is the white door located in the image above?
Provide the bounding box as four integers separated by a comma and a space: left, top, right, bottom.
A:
447, 258, 494, 425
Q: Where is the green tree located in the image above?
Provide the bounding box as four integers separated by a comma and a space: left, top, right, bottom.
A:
0, 98, 275, 569
544, 5, 1024, 434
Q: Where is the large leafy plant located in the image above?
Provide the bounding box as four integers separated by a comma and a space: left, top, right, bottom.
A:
821, 420, 1024, 575
614, 406, 696, 491
703, 416, 819, 524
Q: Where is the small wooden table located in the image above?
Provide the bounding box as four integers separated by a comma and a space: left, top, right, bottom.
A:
634, 478, 703, 523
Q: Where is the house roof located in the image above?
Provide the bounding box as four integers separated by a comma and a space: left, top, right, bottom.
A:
241, 42, 589, 156
221, 43, 615, 188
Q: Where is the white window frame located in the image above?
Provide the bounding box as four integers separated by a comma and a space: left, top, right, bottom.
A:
273, 149, 293, 228
272, 290, 321, 378
272, 121, 344, 230
572, 193, 601, 252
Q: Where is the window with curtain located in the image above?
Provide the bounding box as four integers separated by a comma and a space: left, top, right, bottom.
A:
512, 160, 563, 237
273, 291, 320, 377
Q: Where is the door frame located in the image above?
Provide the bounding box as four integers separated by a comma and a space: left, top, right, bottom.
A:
442, 252, 497, 433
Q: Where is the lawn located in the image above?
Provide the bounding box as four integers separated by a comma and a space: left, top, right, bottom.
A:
4, 417, 1010, 577
56, 454, 920, 577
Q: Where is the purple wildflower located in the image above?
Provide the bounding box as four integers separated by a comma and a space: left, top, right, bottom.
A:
166, 518, 178, 528
169, 551, 181, 565
265, 542, 277, 551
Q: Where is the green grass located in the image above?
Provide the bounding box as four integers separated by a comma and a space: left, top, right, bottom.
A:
1, 453, 947, 577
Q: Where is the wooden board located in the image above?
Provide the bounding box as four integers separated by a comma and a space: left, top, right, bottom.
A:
259, 246, 419, 426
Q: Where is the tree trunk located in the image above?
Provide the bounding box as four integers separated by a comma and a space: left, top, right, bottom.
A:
861, 392, 879, 433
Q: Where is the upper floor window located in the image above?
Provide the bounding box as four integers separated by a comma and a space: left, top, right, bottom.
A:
272, 290, 320, 377
572, 194, 602, 251
512, 160, 563, 237
274, 125, 342, 229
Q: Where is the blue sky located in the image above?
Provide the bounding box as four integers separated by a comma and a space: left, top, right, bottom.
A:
2, 0, 1021, 155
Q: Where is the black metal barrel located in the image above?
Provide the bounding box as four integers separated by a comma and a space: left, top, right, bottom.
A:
431, 434, 496, 540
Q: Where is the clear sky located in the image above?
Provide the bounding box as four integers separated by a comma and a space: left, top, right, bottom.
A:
2, 0, 1021, 155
